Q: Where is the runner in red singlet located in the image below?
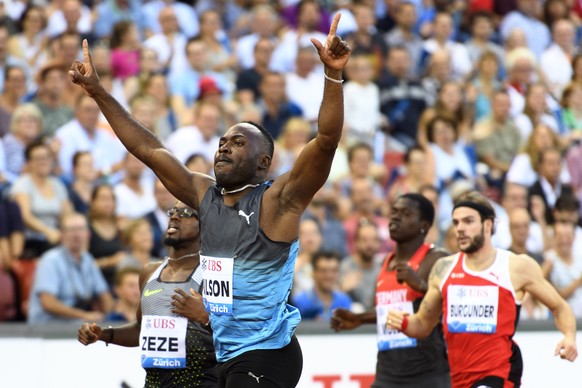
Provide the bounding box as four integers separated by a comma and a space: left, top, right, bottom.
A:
387, 191, 578, 388
332, 194, 450, 387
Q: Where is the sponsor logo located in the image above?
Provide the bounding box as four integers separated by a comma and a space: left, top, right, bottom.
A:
144, 289, 164, 297
238, 210, 255, 224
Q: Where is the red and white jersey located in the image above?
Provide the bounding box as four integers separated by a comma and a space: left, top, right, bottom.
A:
439, 249, 522, 388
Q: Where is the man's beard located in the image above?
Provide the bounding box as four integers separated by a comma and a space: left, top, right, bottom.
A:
164, 236, 182, 248
460, 228, 485, 254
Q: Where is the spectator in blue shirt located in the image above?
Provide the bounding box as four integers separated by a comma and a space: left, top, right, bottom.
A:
293, 250, 352, 321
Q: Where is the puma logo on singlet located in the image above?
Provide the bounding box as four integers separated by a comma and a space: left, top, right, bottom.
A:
239, 210, 255, 224
143, 289, 164, 297
248, 372, 264, 383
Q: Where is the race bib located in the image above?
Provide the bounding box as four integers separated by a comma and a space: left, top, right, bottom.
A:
201, 255, 234, 315
376, 301, 416, 351
447, 285, 499, 334
140, 315, 188, 369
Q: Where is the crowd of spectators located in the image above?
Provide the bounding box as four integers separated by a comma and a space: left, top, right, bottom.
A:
0, 0, 582, 325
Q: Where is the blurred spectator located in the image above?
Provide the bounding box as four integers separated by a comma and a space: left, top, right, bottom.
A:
27, 212, 113, 324
540, 19, 576, 98
0, 198, 24, 269
303, 188, 348, 258
185, 153, 212, 175
464, 11, 504, 71
474, 89, 521, 189
0, 65, 27, 136
560, 82, 582, 144
285, 45, 323, 124
420, 183, 446, 244
344, 2, 387, 78
236, 37, 275, 105
198, 10, 235, 82
105, 266, 140, 322
258, 71, 303, 139
140, 74, 177, 139
421, 49, 455, 105
30, 61, 74, 137
50, 31, 83, 108
528, 147, 574, 224
143, 7, 187, 78
508, 207, 543, 264
384, 1, 422, 78
109, 20, 140, 81
542, 0, 570, 30
165, 102, 221, 164
466, 51, 502, 121
500, 0, 550, 58
425, 116, 475, 196
7, 5, 49, 78
513, 83, 559, 146
117, 218, 157, 269
293, 217, 323, 297
87, 184, 124, 289
340, 219, 382, 311
420, 12, 471, 80
507, 123, 569, 187
113, 153, 156, 224
66, 151, 97, 214
552, 194, 582, 252
274, 117, 311, 176
378, 46, 428, 151
571, 53, 582, 84
0, 24, 27, 94
55, 94, 125, 182
342, 177, 391, 255
542, 222, 582, 318
343, 55, 381, 148
270, 0, 327, 73
169, 38, 230, 124
93, 0, 144, 40
234, 4, 279, 71
3, 103, 43, 183
10, 140, 73, 258
387, 145, 430, 204
418, 81, 471, 146
143, 179, 175, 259
45, 0, 92, 40
335, 142, 384, 200
142, 0, 199, 39
292, 250, 352, 321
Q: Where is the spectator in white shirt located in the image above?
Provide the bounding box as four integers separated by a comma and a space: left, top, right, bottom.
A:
285, 45, 323, 124
500, 0, 551, 58
234, 4, 280, 70
540, 19, 576, 98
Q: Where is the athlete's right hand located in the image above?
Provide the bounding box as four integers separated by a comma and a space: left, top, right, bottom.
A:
69, 39, 102, 97
331, 308, 361, 332
78, 322, 102, 346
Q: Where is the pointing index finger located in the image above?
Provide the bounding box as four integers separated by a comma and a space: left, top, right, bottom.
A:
328, 13, 341, 38
82, 39, 93, 65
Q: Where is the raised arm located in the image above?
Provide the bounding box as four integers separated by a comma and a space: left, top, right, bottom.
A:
387, 256, 453, 339
512, 254, 578, 361
69, 40, 213, 209
272, 14, 351, 212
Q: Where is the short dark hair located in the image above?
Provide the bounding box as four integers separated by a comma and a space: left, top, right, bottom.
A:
355, 218, 378, 240
242, 120, 274, 158
554, 194, 580, 212
311, 250, 342, 270
113, 266, 140, 287
24, 139, 49, 161
426, 115, 458, 143
537, 147, 561, 166
453, 191, 496, 232
347, 142, 373, 163
401, 193, 435, 226
72, 151, 91, 168
403, 145, 424, 164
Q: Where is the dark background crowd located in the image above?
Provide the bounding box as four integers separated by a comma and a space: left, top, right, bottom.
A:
0, 0, 581, 326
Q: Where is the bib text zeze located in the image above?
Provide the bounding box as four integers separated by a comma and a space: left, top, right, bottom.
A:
201, 255, 234, 315
140, 315, 188, 369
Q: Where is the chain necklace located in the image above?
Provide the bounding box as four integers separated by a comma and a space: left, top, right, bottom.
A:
220, 183, 260, 195
166, 252, 200, 262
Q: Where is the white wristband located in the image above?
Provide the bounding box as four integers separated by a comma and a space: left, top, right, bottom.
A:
324, 73, 344, 84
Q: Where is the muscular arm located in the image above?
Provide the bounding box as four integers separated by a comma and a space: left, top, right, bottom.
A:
388, 256, 453, 338
513, 254, 577, 360
69, 40, 213, 209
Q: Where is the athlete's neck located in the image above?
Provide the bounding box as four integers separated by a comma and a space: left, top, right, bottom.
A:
393, 236, 425, 262
463, 243, 497, 271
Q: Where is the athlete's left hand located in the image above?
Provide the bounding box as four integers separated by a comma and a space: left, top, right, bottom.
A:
311, 13, 351, 71
395, 263, 425, 292
555, 337, 578, 361
171, 288, 209, 326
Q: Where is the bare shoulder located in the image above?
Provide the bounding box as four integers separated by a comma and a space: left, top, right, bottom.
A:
426, 247, 451, 261
139, 262, 162, 290
509, 253, 543, 287
428, 254, 456, 284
